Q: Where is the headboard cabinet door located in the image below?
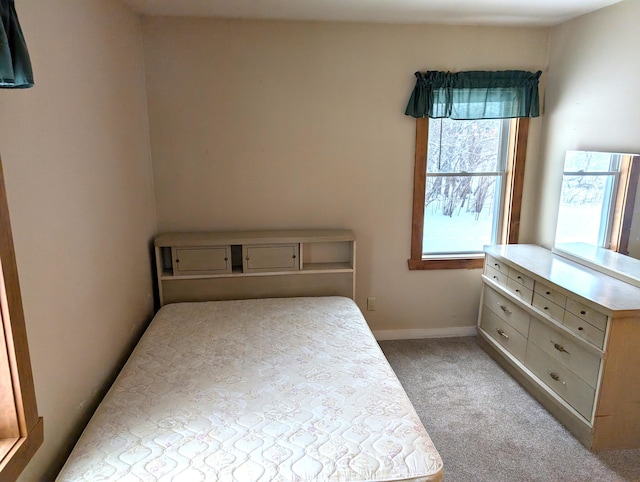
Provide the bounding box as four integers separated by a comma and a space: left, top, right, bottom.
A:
172, 246, 231, 275
243, 244, 299, 272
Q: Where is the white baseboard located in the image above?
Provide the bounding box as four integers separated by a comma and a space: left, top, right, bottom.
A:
373, 326, 477, 341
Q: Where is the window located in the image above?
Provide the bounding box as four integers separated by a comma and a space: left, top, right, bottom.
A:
423, 117, 510, 254
0, 156, 42, 481
408, 116, 529, 270
404, 69, 540, 270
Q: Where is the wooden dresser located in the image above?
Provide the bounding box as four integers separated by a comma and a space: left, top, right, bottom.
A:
155, 229, 356, 306
477, 244, 640, 451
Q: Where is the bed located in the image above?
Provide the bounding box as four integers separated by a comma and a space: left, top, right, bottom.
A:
57, 297, 443, 481
57, 230, 443, 481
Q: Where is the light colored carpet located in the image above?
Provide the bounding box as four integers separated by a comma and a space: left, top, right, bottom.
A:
379, 337, 640, 482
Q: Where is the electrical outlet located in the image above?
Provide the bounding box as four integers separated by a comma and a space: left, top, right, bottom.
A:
367, 297, 376, 311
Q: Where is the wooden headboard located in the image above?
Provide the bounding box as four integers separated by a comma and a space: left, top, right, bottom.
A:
154, 229, 356, 306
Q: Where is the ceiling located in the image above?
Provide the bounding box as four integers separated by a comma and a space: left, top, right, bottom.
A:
121, 0, 625, 26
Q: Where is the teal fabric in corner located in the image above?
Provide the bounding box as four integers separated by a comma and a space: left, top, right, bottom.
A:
0, 0, 33, 88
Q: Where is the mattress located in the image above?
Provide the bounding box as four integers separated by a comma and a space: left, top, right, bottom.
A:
57, 297, 443, 481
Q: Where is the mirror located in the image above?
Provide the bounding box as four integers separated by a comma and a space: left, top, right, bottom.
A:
553, 150, 640, 287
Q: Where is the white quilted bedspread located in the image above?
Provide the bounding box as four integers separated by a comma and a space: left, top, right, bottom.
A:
57, 297, 443, 481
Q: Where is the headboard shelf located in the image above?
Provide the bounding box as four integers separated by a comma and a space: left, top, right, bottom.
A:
155, 229, 355, 247
301, 262, 353, 272
154, 229, 356, 306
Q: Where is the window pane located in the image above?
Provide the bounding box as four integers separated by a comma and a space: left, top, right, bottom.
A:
427, 118, 505, 174
555, 174, 616, 246
564, 150, 621, 172
423, 175, 500, 254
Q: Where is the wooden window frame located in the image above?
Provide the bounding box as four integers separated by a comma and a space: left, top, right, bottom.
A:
0, 156, 43, 481
408, 117, 529, 270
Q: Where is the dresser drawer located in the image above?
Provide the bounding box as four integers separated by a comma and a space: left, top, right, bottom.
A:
172, 246, 231, 275
508, 266, 535, 290
528, 317, 600, 388
483, 286, 530, 336
485, 265, 507, 286
532, 293, 565, 323
243, 244, 300, 272
506, 278, 533, 304
525, 341, 595, 421
565, 298, 608, 331
486, 255, 509, 275
480, 306, 528, 362
534, 281, 567, 308
563, 312, 606, 349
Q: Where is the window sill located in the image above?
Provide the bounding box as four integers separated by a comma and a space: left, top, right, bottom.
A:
408, 257, 484, 270
0, 417, 43, 482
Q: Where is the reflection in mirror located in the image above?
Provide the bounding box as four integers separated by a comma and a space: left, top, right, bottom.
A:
553, 150, 640, 287
555, 150, 640, 255
555, 151, 622, 248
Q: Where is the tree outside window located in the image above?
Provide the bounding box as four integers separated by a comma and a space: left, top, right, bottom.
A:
423, 118, 509, 255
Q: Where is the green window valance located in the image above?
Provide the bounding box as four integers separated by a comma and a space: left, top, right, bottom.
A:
0, 0, 33, 88
405, 70, 541, 120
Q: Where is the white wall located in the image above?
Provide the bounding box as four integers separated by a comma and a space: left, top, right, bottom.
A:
534, 0, 640, 248
143, 18, 549, 334
0, 1, 157, 479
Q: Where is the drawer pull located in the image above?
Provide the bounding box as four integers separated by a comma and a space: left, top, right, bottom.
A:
517, 275, 523, 280
494, 263, 500, 268
578, 326, 584, 331
493, 276, 498, 280
498, 304, 512, 315
580, 310, 587, 315
496, 328, 509, 339
546, 290, 551, 295
548, 372, 566, 385
551, 342, 570, 354
246, 256, 250, 260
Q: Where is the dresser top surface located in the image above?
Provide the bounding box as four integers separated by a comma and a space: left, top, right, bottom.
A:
485, 244, 640, 314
